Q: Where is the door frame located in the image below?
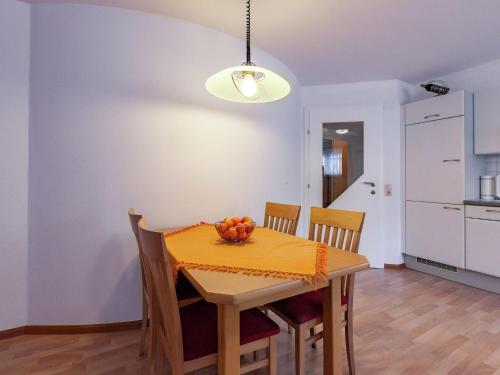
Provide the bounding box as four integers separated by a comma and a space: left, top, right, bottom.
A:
301, 104, 385, 268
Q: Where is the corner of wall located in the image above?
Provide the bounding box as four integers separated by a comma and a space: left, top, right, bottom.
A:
0, 0, 31, 331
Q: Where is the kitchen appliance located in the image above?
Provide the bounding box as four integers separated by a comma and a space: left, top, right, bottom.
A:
497, 175, 500, 199
480, 175, 496, 200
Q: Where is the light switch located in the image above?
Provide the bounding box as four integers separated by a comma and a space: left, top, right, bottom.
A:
384, 184, 392, 196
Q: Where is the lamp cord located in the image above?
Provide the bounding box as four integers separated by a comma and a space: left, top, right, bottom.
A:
246, 0, 251, 63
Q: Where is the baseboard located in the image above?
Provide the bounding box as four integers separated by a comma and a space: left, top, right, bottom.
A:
0, 326, 25, 340
384, 263, 406, 270
0, 320, 142, 340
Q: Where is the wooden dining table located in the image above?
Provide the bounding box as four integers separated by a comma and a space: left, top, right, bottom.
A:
171, 233, 370, 375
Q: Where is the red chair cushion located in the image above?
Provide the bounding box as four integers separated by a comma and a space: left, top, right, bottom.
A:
269, 289, 348, 325
180, 301, 280, 362
175, 272, 200, 301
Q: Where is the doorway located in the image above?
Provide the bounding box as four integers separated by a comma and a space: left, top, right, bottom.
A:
304, 105, 384, 268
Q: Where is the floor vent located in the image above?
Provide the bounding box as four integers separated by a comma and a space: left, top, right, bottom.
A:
416, 257, 458, 272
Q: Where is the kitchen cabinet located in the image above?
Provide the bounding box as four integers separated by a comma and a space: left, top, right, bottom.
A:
406, 201, 465, 268
406, 117, 465, 204
465, 205, 500, 277
474, 87, 500, 154
405, 90, 465, 125
403, 91, 482, 269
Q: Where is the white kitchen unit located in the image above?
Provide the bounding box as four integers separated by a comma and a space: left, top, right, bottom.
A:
405, 90, 467, 126
474, 87, 500, 154
403, 91, 480, 266
465, 205, 500, 277
404, 91, 479, 203
406, 201, 464, 267
406, 117, 465, 204
403, 91, 499, 294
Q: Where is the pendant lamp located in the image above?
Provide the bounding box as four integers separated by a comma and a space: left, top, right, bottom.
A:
205, 0, 291, 103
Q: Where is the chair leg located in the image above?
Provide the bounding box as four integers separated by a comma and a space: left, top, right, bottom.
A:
145, 347, 153, 375
154, 336, 163, 375
345, 311, 355, 375
295, 325, 306, 375
139, 294, 148, 357
156, 342, 171, 375
149, 319, 169, 375
147, 327, 157, 375
310, 327, 317, 349
146, 307, 158, 375
146, 319, 154, 374
267, 335, 277, 375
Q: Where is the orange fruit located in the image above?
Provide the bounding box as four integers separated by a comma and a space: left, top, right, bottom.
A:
238, 231, 248, 240
232, 217, 241, 225
218, 223, 228, 233
224, 218, 233, 225
242, 216, 252, 223
236, 225, 245, 233
227, 227, 238, 239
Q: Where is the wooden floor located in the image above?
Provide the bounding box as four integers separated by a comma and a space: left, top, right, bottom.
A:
1, 269, 499, 375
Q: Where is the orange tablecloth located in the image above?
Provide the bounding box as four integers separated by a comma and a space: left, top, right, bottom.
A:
164, 224, 327, 285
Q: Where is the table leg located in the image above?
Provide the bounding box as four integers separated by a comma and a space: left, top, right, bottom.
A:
323, 276, 343, 375
218, 304, 240, 374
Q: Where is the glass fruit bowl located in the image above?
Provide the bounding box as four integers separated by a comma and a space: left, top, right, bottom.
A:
215, 217, 256, 242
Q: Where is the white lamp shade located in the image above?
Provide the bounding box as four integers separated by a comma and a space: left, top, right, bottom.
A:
206, 65, 291, 104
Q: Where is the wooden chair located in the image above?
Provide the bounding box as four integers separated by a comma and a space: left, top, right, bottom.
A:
264, 202, 301, 235
262, 202, 301, 331
128, 209, 151, 357
137, 219, 280, 374
267, 207, 365, 375
128, 209, 201, 357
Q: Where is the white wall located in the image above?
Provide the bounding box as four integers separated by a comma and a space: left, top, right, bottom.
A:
411, 57, 500, 101
0, 0, 30, 330
430, 58, 500, 94
301, 80, 413, 266
28, 4, 301, 324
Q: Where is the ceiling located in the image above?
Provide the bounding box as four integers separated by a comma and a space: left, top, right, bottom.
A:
24, 0, 500, 85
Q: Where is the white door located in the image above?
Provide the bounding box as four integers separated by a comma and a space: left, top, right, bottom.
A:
406, 117, 465, 204
305, 105, 384, 268
406, 201, 465, 268
466, 218, 500, 277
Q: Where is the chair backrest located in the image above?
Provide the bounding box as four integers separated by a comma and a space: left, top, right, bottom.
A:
128, 208, 143, 247
309, 207, 365, 300
263, 202, 301, 235
308, 207, 365, 253
128, 208, 148, 293
138, 219, 184, 373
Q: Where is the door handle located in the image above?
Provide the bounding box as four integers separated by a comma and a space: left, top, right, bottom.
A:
443, 206, 461, 211
424, 114, 441, 119
363, 181, 376, 188
486, 209, 500, 213
442, 159, 461, 163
